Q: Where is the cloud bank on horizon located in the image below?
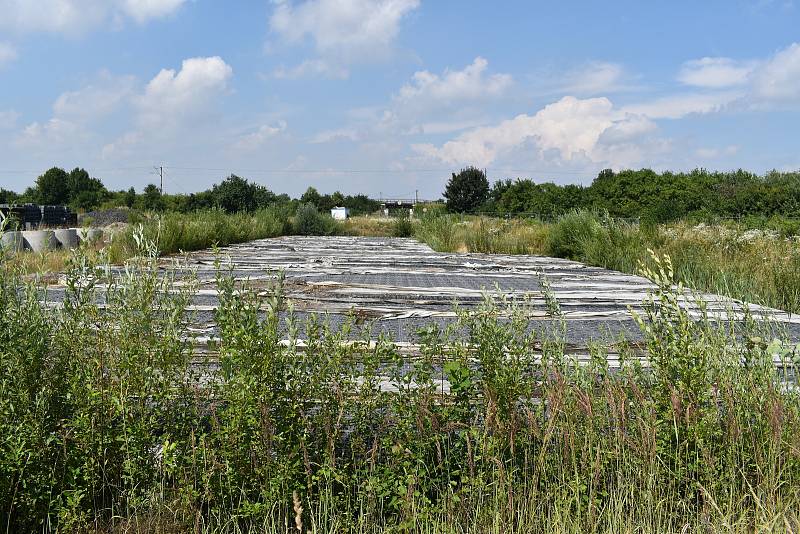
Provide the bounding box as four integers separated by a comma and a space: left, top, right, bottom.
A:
0, 0, 799, 196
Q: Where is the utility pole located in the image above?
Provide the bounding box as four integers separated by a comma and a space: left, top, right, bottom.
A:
415, 189, 418, 204
153, 165, 164, 194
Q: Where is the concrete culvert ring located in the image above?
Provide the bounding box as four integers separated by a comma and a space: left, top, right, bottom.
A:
22, 230, 57, 252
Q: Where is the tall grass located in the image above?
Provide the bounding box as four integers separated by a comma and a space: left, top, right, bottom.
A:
105, 206, 295, 261
2, 234, 800, 532
414, 215, 547, 255
416, 210, 800, 314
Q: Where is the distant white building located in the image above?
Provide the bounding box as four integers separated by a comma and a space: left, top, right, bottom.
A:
331, 206, 349, 220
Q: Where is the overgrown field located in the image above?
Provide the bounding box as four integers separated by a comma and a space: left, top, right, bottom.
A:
411, 211, 800, 314
2, 238, 800, 532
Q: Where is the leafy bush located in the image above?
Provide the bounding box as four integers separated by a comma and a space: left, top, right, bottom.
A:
211, 174, 277, 213
292, 203, 338, 236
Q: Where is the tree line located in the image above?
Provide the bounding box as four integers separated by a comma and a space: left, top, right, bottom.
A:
0, 168, 380, 216
444, 166, 800, 222
5, 165, 800, 222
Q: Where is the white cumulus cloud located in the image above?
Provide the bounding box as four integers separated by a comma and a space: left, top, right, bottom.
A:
622, 92, 742, 119
233, 121, 288, 151
15, 118, 85, 148
137, 56, 233, 126
53, 74, 136, 122
0, 0, 185, 34
100, 56, 234, 158
397, 57, 512, 103
413, 96, 662, 169
675, 43, 800, 109
750, 42, 800, 104
562, 62, 629, 94
678, 57, 756, 88
121, 0, 186, 22
269, 0, 420, 77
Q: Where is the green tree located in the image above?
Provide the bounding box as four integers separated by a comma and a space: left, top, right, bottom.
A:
251, 184, 277, 210
212, 175, 252, 213
443, 167, 490, 213
142, 183, 164, 211
293, 203, 337, 235
34, 167, 69, 205
65, 168, 106, 210
209, 175, 277, 212
124, 187, 136, 208
0, 188, 18, 204
183, 191, 215, 212
66, 168, 104, 197
300, 187, 322, 207
341, 194, 380, 215
331, 191, 345, 207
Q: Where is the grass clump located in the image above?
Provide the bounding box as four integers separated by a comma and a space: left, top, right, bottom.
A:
415, 213, 463, 252
391, 216, 415, 237
341, 216, 396, 236
546, 210, 649, 274
545, 209, 606, 259
103, 206, 296, 262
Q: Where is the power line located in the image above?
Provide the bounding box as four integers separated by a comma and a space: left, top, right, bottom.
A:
162, 166, 594, 175
160, 168, 191, 195
0, 166, 154, 174
0, 165, 597, 176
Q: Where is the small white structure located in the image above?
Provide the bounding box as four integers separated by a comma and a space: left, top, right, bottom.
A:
331, 206, 349, 220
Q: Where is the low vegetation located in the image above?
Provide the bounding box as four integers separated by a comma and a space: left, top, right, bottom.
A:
5, 207, 800, 317
414, 210, 800, 314
2, 238, 800, 532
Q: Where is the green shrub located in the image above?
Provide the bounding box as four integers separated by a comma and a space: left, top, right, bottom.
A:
293, 203, 339, 236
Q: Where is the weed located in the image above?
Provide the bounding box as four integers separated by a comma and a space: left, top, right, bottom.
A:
391, 216, 415, 238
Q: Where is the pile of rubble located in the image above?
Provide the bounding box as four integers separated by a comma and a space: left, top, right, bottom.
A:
79, 209, 130, 227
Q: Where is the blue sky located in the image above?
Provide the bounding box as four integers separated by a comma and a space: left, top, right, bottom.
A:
1, 0, 800, 198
